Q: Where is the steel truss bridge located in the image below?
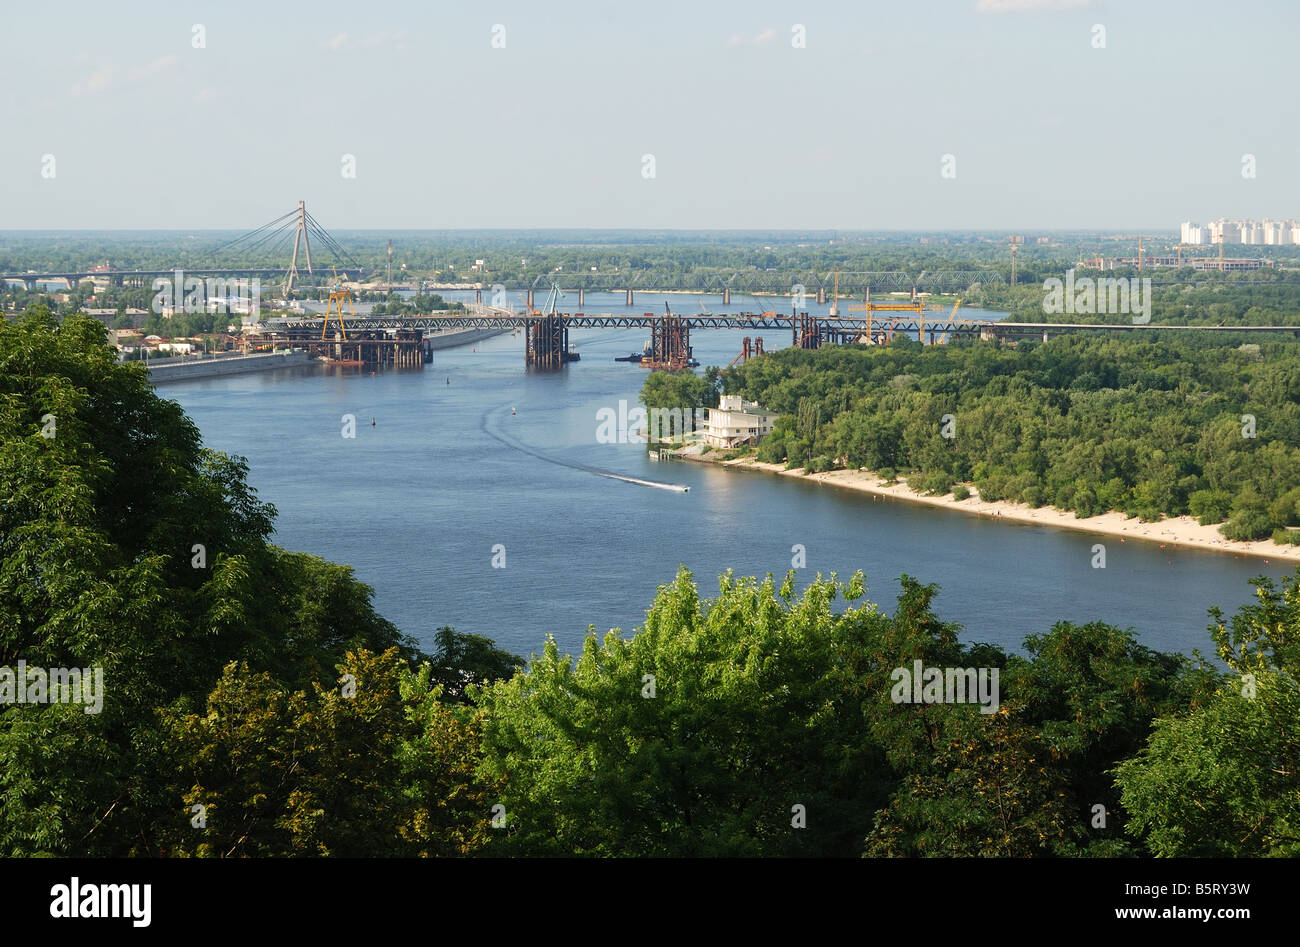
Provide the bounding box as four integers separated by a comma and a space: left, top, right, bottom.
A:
266, 310, 1300, 370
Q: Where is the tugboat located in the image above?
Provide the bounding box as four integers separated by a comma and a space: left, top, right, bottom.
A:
615, 340, 652, 363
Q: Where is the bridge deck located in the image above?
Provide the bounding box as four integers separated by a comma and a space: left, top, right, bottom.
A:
274, 312, 979, 331
268, 313, 1300, 335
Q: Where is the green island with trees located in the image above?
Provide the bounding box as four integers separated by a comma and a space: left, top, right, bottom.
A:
1, 307, 1297, 857
688, 332, 1300, 544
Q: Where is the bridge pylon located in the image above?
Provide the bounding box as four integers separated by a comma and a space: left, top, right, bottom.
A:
285, 200, 313, 295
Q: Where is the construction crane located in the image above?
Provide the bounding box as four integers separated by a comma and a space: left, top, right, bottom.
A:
1175, 242, 1216, 267
733, 288, 779, 319
1008, 235, 1024, 285
1109, 234, 1145, 271
543, 281, 562, 315
322, 266, 353, 341
517, 292, 540, 316
935, 298, 964, 345
848, 288, 929, 345
518, 281, 564, 316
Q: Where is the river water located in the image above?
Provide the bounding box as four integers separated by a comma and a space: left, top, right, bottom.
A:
162, 290, 1291, 661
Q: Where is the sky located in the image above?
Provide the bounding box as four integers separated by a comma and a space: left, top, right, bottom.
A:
2, 0, 1297, 231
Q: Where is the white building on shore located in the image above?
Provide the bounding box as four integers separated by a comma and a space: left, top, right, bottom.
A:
704, 395, 780, 449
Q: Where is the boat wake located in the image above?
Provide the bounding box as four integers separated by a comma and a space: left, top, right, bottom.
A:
481, 407, 690, 493
595, 472, 689, 492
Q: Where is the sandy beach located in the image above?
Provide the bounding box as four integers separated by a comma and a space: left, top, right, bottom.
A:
703, 456, 1300, 564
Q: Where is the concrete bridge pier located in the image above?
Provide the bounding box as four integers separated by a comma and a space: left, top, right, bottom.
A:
527, 288, 535, 310
577, 288, 584, 308
723, 288, 730, 306
625, 289, 634, 307
816, 286, 826, 304
475, 288, 482, 303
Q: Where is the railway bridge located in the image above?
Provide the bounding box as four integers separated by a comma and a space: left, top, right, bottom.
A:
270, 309, 986, 369
266, 308, 1300, 371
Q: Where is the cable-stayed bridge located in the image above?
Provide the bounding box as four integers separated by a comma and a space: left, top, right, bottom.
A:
0, 202, 363, 293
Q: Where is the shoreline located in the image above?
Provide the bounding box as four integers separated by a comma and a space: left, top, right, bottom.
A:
698, 455, 1300, 564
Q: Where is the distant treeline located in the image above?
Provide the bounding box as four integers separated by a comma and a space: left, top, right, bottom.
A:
969, 277, 1300, 327
5, 231, 1299, 297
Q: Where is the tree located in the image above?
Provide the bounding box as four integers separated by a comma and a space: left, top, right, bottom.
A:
427, 625, 524, 703
158, 649, 497, 857
865, 707, 1077, 857
473, 567, 896, 856
0, 309, 418, 855
1115, 673, 1300, 856
639, 370, 718, 417
1115, 570, 1300, 856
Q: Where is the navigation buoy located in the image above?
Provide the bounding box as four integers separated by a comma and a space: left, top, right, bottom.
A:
370, 417, 375, 426
511, 406, 516, 416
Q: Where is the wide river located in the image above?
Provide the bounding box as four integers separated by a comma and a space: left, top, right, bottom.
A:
163, 291, 1292, 662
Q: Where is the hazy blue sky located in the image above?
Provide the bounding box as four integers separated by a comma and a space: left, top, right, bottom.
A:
3, 0, 1296, 230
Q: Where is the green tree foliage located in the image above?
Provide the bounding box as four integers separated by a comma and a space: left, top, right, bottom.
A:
0, 309, 502, 855
1116, 571, 1300, 856
639, 369, 719, 417
157, 648, 497, 857
726, 334, 1300, 542
865, 708, 1077, 857
426, 625, 525, 703
865, 620, 1196, 857
474, 568, 900, 856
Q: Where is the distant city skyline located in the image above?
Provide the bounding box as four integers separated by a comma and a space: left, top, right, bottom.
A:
3, 0, 1297, 231
1181, 217, 1300, 246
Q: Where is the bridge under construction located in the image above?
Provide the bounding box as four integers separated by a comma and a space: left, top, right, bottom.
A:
265, 305, 1300, 371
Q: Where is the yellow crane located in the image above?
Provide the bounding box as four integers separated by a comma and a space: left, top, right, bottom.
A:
322, 266, 354, 340
936, 298, 963, 345
848, 289, 928, 345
